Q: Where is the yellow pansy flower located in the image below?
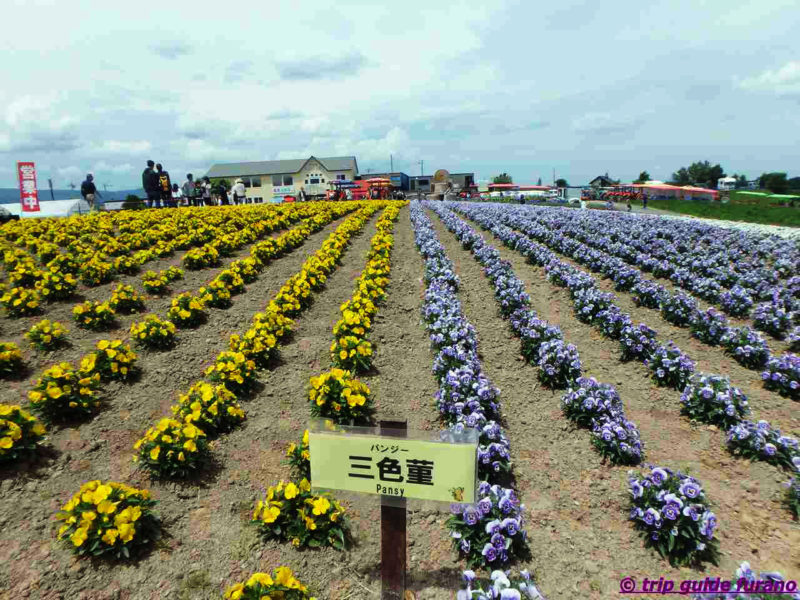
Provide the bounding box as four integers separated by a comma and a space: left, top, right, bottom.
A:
246, 573, 273, 587
118, 522, 135, 543
311, 497, 330, 515
70, 527, 89, 547
101, 528, 119, 545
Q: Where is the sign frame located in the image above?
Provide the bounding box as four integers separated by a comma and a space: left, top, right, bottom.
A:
308, 419, 478, 507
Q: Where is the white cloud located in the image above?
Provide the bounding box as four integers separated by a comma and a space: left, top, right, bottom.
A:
739, 61, 800, 97
91, 140, 153, 155
1, 93, 80, 153
571, 112, 634, 135
91, 161, 134, 175
56, 165, 83, 181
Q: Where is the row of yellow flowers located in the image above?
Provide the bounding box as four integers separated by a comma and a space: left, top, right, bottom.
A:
248, 205, 402, 556
120, 204, 380, 579
26, 339, 139, 424
131, 203, 380, 481
0, 337, 140, 460
265, 203, 404, 559
126, 203, 355, 348
309, 204, 402, 425
16, 209, 349, 433
11, 204, 358, 444
66, 204, 320, 331
0, 204, 309, 322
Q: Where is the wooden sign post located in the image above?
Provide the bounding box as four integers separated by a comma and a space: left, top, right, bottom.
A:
380, 420, 407, 599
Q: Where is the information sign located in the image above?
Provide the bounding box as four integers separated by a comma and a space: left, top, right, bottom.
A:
308, 421, 477, 503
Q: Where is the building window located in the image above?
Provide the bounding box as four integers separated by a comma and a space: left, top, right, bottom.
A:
309, 178, 320, 184
419, 179, 429, 187
304, 179, 308, 184
337, 174, 346, 180
243, 179, 251, 188
272, 175, 293, 186
251, 177, 262, 187
321, 178, 325, 183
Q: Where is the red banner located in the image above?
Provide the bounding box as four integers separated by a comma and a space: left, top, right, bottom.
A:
17, 161, 40, 212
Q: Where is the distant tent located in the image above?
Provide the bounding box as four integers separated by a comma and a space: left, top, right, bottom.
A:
4, 198, 90, 218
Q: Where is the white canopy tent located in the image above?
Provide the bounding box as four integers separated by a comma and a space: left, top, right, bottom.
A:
4, 198, 92, 218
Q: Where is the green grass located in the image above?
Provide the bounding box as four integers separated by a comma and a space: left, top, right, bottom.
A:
729, 190, 799, 207
635, 199, 800, 227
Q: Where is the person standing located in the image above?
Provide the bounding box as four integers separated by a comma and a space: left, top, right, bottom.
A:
298, 187, 307, 202
201, 177, 212, 206
232, 178, 246, 205
182, 174, 197, 206
171, 183, 184, 207
142, 160, 160, 208
155, 164, 171, 208
345, 187, 353, 201
80, 173, 102, 211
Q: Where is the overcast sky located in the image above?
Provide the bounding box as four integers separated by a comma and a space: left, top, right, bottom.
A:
1, 0, 798, 190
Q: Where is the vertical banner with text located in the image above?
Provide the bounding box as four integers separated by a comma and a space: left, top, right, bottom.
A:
17, 161, 40, 212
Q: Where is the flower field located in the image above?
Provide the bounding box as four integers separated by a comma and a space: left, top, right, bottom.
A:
0, 201, 798, 599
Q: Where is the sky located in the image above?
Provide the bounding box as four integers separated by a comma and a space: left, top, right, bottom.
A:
1, 0, 799, 190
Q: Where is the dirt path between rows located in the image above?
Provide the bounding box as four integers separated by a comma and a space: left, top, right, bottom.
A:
428, 209, 800, 599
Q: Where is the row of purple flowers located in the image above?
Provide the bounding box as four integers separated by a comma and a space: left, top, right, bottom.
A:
446, 201, 800, 523
509, 205, 800, 337
409, 203, 544, 599
425, 202, 724, 568
497, 205, 800, 401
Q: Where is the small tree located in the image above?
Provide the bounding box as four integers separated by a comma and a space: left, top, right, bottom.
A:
671, 161, 725, 188
555, 178, 568, 188
735, 174, 748, 189
493, 173, 513, 184
211, 178, 231, 197
634, 171, 651, 184
537, 177, 542, 186
759, 172, 789, 194
122, 194, 144, 210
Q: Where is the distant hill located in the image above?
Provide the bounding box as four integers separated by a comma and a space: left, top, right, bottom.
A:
0, 188, 144, 204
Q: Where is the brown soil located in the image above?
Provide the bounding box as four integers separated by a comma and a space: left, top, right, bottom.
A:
431, 209, 799, 598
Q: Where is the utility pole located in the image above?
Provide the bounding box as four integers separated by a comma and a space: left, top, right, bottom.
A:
390, 154, 393, 173
552, 168, 556, 186
417, 160, 424, 176
47, 178, 54, 200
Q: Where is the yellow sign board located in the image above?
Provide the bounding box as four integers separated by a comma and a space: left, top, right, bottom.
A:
309, 428, 477, 504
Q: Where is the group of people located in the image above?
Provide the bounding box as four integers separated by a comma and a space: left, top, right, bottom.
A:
141, 160, 213, 208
